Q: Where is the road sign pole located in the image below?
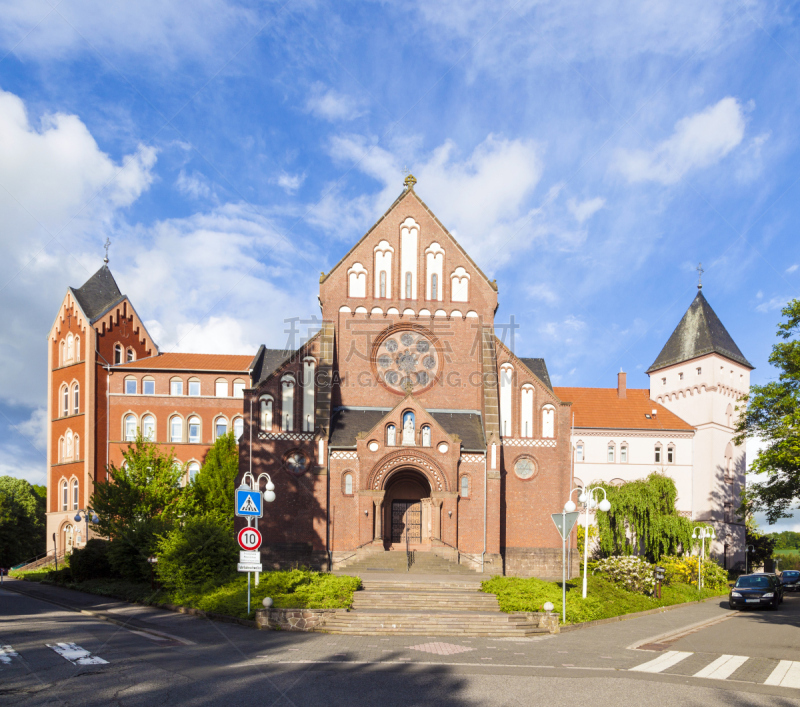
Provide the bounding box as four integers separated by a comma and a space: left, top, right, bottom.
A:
562, 509, 566, 624
247, 572, 251, 616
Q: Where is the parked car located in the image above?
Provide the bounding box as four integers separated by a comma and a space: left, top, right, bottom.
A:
729, 574, 781, 610
755, 573, 785, 603
780, 570, 800, 592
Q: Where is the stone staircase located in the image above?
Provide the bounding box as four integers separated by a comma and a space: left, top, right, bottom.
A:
336, 550, 478, 575
322, 579, 551, 637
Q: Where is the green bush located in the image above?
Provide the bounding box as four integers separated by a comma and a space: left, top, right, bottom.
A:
659, 555, 728, 591
108, 517, 170, 583
69, 539, 112, 582
155, 515, 238, 591
593, 556, 656, 594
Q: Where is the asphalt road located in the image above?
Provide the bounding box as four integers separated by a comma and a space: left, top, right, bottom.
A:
2, 578, 800, 706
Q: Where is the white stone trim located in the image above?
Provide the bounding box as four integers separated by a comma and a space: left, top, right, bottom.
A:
460, 454, 485, 463
257, 431, 315, 442
331, 451, 358, 460
502, 438, 557, 447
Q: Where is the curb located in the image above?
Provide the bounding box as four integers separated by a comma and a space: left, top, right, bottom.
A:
559, 593, 729, 632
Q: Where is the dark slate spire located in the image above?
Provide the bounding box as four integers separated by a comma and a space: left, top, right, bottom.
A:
71, 265, 124, 323
647, 290, 753, 373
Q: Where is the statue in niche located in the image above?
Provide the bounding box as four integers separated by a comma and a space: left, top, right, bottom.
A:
422, 425, 431, 447
402, 412, 415, 445
387, 424, 396, 446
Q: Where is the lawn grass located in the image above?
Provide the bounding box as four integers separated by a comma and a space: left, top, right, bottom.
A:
774, 549, 800, 556
483, 574, 725, 624
9, 567, 55, 582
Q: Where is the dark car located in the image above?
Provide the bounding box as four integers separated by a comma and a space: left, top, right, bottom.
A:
729, 574, 780, 610
754, 573, 785, 603
780, 570, 800, 592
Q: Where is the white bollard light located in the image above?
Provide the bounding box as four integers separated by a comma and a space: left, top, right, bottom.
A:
262, 597, 273, 608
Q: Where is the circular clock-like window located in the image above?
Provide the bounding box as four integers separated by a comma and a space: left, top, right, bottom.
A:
372, 325, 442, 395
514, 457, 537, 480
284, 451, 309, 475
438, 443, 449, 454
368, 441, 379, 452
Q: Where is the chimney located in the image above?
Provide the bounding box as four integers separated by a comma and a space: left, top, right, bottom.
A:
617, 370, 627, 399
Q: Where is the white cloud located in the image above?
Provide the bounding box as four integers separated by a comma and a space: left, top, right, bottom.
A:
276, 172, 306, 193
787, 264, 798, 274
756, 296, 789, 313
176, 170, 212, 200
16, 408, 47, 449
613, 97, 746, 185
567, 196, 605, 224
305, 83, 365, 122
527, 283, 559, 305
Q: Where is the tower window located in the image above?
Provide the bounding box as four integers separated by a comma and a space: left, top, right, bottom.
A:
379, 271, 387, 298
431, 274, 438, 300
405, 272, 412, 299
461, 475, 469, 497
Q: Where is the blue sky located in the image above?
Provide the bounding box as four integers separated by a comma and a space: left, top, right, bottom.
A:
0, 1, 798, 529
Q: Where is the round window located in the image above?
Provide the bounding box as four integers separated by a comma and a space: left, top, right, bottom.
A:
514, 457, 536, 480
373, 326, 441, 395
284, 452, 309, 475
438, 442, 449, 453
368, 441, 379, 452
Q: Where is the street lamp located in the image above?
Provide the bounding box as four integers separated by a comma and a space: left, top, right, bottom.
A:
73, 509, 99, 547
745, 544, 755, 574
566, 485, 611, 599
692, 525, 716, 590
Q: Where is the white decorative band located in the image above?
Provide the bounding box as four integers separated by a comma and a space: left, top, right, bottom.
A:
460, 454, 485, 463
501, 438, 557, 447
257, 432, 315, 441
331, 451, 358, 460
572, 430, 693, 439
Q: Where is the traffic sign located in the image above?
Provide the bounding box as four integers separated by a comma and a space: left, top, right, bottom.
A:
551, 511, 581, 540
238, 562, 263, 573
240, 550, 260, 563
238, 526, 262, 551
236, 488, 263, 518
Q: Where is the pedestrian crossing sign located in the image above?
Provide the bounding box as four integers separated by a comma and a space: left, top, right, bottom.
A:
236, 488, 263, 517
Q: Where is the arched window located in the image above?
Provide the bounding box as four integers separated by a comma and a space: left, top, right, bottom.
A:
66, 334, 74, 362
215, 417, 228, 439
499, 364, 513, 437
72, 383, 79, 414
405, 272, 412, 299
61, 480, 68, 511
188, 416, 201, 443
426, 242, 444, 301
374, 240, 393, 298
281, 375, 295, 431
143, 377, 155, 395
431, 273, 438, 300
607, 443, 615, 463
421, 425, 431, 447
542, 404, 555, 438
302, 358, 315, 432
400, 217, 418, 299
215, 378, 228, 397
170, 377, 183, 396
126, 347, 135, 363
72, 479, 79, 510
343, 472, 353, 496
61, 385, 69, 417
124, 415, 137, 441
667, 444, 675, 463
170, 416, 183, 443
233, 379, 246, 398
610, 478, 625, 487
379, 270, 387, 298
65, 430, 74, 460
233, 417, 244, 442
124, 376, 137, 395
460, 475, 469, 497
187, 462, 200, 484
386, 424, 396, 446
450, 266, 470, 302
347, 262, 367, 298
188, 377, 201, 396
114, 343, 123, 365
142, 415, 155, 440
521, 384, 534, 438
260, 396, 273, 431
654, 444, 662, 464
620, 443, 628, 463
575, 442, 584, 462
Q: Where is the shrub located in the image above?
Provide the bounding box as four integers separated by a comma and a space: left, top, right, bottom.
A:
108, 517, 170, 583
69, 539, 111, 582
659, 555, 728, 591
156, 515, 238, 591
592, 556, 656, 595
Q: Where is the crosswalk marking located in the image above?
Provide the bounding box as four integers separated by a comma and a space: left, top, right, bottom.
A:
630, 651, 692, 673
47, 643, 108, 665
0, 645, 19, 664
693, 654, 749, 680
766, 661, 800, 688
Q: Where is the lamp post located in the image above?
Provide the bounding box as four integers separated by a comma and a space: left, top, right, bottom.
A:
565, 485, 611, 599
692, 525, 716, 590
238, 472, 276, 609
73, 509, 99, 548
745, 544, 755, 574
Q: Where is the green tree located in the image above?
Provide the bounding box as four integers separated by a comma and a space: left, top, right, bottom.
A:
745, 515, 776, 572
192, 432, 239, 527
0, 476, 46, 567
735, 299, 800, 523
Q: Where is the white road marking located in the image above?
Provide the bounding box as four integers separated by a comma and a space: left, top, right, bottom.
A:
765, 661, 800, 688
629, 651, 693, 673
693, 654, 749, 680
0, 645, 19, 664
47, 643, 108, 665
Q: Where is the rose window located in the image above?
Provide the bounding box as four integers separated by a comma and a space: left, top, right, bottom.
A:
374, 328, 440, 394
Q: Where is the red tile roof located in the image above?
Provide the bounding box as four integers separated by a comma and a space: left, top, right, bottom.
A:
116, 352, 254, 372
553, 387, 694, 431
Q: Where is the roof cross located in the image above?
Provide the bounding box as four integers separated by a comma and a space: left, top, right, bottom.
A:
696, 262, 704, 290
103, 238, 111, 264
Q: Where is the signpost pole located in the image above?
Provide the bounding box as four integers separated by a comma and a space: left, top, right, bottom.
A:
248, 572, 251, 616
562, 509, 566, 624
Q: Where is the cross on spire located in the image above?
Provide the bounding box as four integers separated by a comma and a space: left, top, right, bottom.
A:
696, 262, 704, 290
103, 238, 111, 265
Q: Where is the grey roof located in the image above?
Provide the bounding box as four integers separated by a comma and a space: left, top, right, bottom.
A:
329, 408, 486, 452
647, 290, 753, 373
71, 265, 124, 323
519, 357, 553, 390
251, 345, 297, 386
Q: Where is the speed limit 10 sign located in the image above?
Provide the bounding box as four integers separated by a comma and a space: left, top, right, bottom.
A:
238, 526, 262, 551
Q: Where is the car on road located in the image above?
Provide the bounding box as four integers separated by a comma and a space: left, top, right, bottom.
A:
780, 569, 800, 592
729, 574, 781, 610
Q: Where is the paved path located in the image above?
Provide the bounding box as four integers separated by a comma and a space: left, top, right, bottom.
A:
3, 578, 800, 705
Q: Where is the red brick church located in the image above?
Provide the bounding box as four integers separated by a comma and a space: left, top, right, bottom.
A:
240, 176, 574, 574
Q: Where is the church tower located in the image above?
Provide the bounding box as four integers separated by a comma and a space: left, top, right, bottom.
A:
647, 285, 752, 567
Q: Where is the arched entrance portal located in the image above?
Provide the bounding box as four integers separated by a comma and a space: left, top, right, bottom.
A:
382, 468, 432, 550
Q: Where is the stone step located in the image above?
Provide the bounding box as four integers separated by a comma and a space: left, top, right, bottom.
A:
360, 582, 485, 591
